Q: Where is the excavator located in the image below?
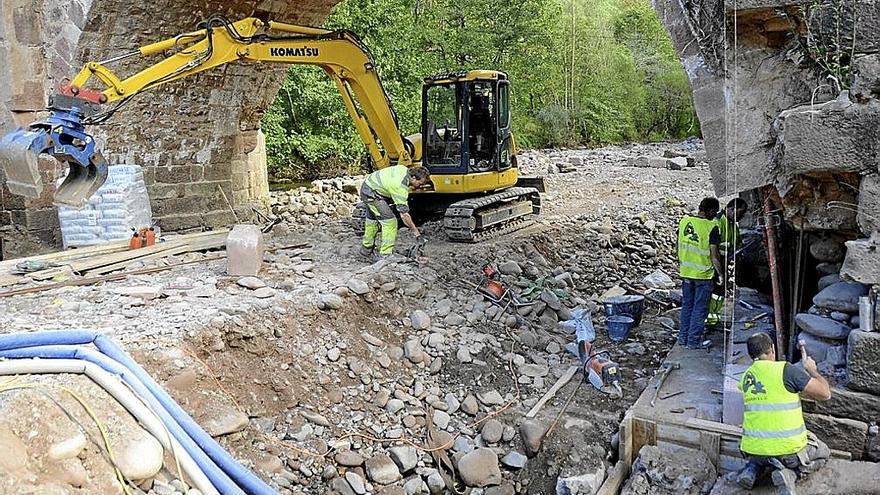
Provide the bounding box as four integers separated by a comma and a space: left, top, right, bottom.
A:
0, 16, 543, 242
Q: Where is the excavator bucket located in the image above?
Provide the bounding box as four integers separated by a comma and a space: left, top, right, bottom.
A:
0, 105, 107, 208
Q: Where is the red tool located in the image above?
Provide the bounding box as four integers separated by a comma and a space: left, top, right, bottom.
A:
578, 340, 622, 398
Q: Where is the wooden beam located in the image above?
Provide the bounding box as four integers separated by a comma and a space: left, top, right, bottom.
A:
0, 254, 226, 298
700, 431, 721, 470
525, 365, 579, 418
597, 461, 628, 495
631, 418, 656, 460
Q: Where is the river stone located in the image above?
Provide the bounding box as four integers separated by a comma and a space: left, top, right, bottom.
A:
810, 238, 845, 262
0, 427, 28, 472
519, 419, 547, 457
345, 471, 367, 494
48, 433, 87, 461
498, 261, 522, 276
461, 395, 479, 415
347, 278, 370, 295
236, 276, 266, 289
818, 273, 841, 291
457, 448, 502, 487
335, 451, 365, 467
366, 454, 402, 484
477, 389, 504, 406
799, 331, 846, 365
319, 293, 345, 310
387, 445, 418, 473
331, 477, 357, 495
795, 313, 853, 340
481, 419, 504, 444
500, 451, 527, 469
847, 331, 880, 394
203, 406, 249, 436
813, 281, 869, 312
117, 432, 164, 480
410, 310, 431, 330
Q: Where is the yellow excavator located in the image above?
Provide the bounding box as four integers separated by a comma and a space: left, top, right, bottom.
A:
0, 16, 543, 241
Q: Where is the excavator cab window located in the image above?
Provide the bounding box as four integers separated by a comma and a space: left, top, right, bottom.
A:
424, 83, 462, 167
468, 82, 496, 172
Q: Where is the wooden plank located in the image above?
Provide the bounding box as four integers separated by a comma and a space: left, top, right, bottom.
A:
631, 418, 656, 460
0, 240, 130, 271
84, 232, 226, 276
27, 242, 182, 280
0, 254, 226, 298
620, 412, 633, 468
700, 431, 721, 470
597, 461, 628, 495
525, 365, 578, 418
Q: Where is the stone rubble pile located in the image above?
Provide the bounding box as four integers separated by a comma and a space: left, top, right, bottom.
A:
516, 139, 707, 176
269, 177, 363, 225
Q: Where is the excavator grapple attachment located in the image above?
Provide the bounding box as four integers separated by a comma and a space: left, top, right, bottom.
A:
0, 105, 107, 208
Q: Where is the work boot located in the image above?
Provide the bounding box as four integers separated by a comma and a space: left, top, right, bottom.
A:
358, 245, 374, 259
771, 468, 798, 495
736, 462, 761, 489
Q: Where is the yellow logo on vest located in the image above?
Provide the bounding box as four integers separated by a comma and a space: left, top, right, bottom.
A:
742, 371, 766, 395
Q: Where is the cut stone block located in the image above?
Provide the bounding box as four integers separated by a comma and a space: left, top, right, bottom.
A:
799, 331, 846, 366
226, 224, 265, 276
841, 238, 880, 285
802, 386, 880, 424
804, 413, 868, 459
857, 174, 880, 235
847, 331, 880, 394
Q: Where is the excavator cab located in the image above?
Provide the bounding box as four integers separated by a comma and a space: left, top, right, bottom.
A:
421, 71, 515, 181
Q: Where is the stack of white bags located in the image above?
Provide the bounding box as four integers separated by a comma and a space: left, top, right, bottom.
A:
57, 165, 153, 247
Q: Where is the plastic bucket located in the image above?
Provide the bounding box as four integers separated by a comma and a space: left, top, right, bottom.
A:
606, 315, 635, 342
603, 295, 645, 326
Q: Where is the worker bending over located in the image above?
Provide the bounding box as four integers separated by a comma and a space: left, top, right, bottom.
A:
737, 333, 832, 494
677, 197, 724, 349
707, 198, 748, 327
360, 166, 432, 258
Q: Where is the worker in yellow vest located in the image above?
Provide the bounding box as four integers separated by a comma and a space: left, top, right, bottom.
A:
359, 165, 432, 259
737, 333, 832, 494
707, 198, 748, 327
677, 197, 724, 349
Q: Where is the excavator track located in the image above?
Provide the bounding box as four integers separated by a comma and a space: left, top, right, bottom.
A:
443, 187, 541, 242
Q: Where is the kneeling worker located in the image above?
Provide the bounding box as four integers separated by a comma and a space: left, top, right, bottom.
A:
737, 332, 832, 494
360, 165, 432, 258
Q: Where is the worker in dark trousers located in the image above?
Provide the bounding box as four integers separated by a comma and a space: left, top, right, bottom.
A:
677, 197, 724, 349
737, 333, 832, 494
707, 198, 748, 327
359, 166, 432, 259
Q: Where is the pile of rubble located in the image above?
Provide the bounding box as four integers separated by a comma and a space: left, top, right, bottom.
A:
269, 177, 362, 226
517, 139, 707, 176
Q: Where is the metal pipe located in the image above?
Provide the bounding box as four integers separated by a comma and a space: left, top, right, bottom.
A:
762, 189, 787, 360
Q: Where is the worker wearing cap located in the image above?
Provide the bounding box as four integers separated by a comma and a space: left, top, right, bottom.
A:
707, 198, 748, 327
359, 165, 432, 259
677, 197, 724, 349
736, 333, 832, 494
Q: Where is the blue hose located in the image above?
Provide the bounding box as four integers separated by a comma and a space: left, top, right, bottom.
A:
0, 331, 275, 495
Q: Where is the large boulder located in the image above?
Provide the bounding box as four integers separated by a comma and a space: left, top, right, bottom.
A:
799, 332, 847, 367
847, 331, 880, 394
795, 313, 853, 340
813, 281, 869, 313
802, 386, 880, 424
457, 448, 502, 487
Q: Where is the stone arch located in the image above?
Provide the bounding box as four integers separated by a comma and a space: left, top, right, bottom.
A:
0, 0, 340, 255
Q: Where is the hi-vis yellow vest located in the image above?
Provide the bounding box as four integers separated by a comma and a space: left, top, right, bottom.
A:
739, 360, 808, 456
678, 215, 715, 280
716, 213, 740, 259
364, 165, 410, 207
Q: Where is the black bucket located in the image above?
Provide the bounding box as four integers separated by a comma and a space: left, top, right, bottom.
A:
602, 294, 645, 327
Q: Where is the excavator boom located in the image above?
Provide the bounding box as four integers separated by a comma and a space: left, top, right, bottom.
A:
0, 16, 412, 206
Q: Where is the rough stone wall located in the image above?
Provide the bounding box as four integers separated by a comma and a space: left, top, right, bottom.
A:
0, 0, 339, 257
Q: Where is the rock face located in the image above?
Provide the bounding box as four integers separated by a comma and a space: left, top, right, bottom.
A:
847, 331, 880, 394
1, 1, 343, 255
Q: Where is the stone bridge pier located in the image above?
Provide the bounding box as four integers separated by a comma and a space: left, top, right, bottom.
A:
0, 0, 338, 256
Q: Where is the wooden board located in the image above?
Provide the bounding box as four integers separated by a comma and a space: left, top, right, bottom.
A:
631, 418, 656, 460
700, 431, 721, 469
525, 365, 579, 418
597, 461, 628, 495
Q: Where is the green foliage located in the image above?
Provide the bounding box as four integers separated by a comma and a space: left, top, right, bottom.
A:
262, 0, 700, 180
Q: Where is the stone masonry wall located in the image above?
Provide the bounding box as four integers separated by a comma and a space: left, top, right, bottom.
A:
0, 0, 339, 257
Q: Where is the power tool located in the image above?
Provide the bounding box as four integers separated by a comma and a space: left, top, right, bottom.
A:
578, 340, 623, 398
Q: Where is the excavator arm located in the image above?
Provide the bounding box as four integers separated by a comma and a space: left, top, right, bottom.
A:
0, 16, 414, 206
